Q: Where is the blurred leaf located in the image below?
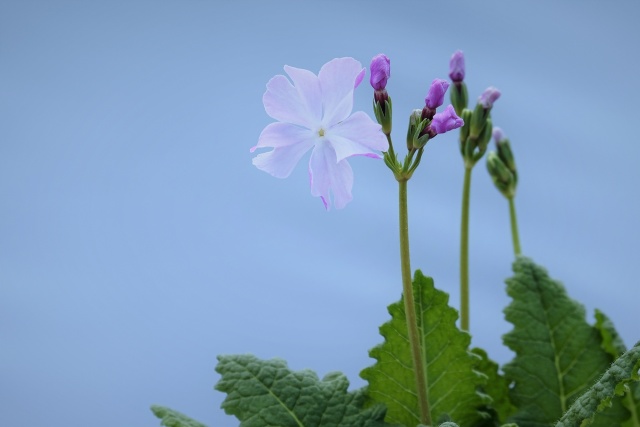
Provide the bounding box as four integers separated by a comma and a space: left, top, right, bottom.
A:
502, 257, 627, 426
360, 270, 489, 427
215, 354, 393, 427
151, 405, 207, 427
555, 342, 640, 426
594, 310, 640, 427
471, 347, 517, 424
595, 309, 628, 357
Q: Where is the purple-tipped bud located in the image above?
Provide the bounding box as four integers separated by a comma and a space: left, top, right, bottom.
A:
478, 86, 501, 109
449, 50, 465, 83
493, 127, 506, 144
369, 54, 390, 91
429, 105, 464, 135
425, 79, 450, 110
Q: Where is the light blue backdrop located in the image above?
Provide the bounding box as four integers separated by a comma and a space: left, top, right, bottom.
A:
2, 1, 639, 426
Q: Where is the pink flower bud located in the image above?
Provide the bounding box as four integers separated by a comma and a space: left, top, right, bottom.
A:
430, 105, 464, 135
425, 78, 450, 110
369, 54, 390, 91
449, 50, 465, 83
493, 127, 506, 144
478, 86, 501, 109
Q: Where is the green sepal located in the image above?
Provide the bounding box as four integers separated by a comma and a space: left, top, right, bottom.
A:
463, 135, 476, 165
458, 109, 472, 156
406, 109, 429, 150
383, 151, 401, 177
487, 151, 515, 199
361, 270, 490, 427
150, 405, 208, 427
496, 138, 517, 179
215, 354, 394, 427
469, 103, 488, 139
476, 117, 493, 153
373, 97, 393, 135
555, 342, 640, 427
502, 257, 628, 426
450, 82, 469, 117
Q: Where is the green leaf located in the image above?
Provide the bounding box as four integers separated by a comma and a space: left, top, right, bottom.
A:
214, 354, 393, 427
628, 385, 640, 427
502, 257, 627, 426
360, 270, 490, 427
150, 405, 208, 427
594, 310, 640, 427
594, 309, 628, 358
471, 347, 517, 424
555, 342, 640, 426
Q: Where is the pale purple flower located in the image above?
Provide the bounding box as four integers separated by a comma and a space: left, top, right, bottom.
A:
430, 105, 464, 134
369, 54, 390, 91
449, 50, 465, 82
425, 78, 450, 109
478, 86, 501, 108
251, 58, 388, 210
493, 127, 506, 143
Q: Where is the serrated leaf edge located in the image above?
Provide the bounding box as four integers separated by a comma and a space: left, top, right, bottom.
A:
555, 341, 640, 427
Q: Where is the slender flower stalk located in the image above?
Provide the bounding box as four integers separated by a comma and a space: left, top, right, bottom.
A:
459, 166, 472, 331
369, 53, 464, 422
370, 55, 431, 423
508, 197, 521, 256
449, 49, 500, 332
398, 179, 431, 426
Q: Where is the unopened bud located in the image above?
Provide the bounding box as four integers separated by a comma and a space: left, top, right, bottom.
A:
478, 86, 501, 109
425, 78, 449, 110
407, 109, 429, 150
370, 54, 390, 91
428, 105, 464, 136
448, 50, 465, 83
493, 126, 517, 182
469, 87, 500, 139
487, 151, 515, 198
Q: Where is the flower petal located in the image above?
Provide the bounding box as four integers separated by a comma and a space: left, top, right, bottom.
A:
308, 140, 354, 210
318, 57, 364, 127
252, 136, 315, 179
251, 122, 314, 152
354, 68, 365, 89
263, 74, 314, 128
327, 111, 388, 162
283, 65, 322, 124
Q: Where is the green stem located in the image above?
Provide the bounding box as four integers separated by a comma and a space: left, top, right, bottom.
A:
508, 196, 521, 256
398, 179, 431, 426
460, 166, 472, 332
385, 133, 395, 161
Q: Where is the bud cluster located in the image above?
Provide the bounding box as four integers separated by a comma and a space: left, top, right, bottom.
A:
369, 53, 464, 181
486, 127, 518, 198
447, 50, 501, 168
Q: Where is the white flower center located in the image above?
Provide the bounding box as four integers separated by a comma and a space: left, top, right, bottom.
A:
317, 128, 325, 137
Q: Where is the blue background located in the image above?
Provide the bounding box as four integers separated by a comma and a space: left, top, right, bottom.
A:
2, 1, 639, 426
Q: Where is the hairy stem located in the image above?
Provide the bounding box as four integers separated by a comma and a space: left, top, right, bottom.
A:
460, 166, 472, 332
398, 179, 431, 426
508, 196, 521, 256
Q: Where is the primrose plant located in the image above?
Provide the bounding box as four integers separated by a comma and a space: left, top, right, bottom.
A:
151, 53, 640, 427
